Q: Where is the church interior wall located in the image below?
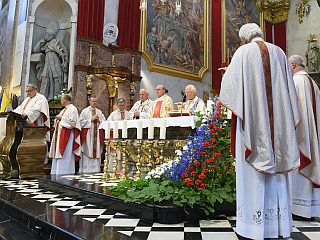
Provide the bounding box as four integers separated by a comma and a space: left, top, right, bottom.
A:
0, 0, 17, 92
287, 0, 320, 72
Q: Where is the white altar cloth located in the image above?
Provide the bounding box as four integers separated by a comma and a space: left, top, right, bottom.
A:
99, 116, 196, 130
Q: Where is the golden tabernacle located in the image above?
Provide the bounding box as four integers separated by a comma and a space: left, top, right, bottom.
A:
0, 112, 47, 179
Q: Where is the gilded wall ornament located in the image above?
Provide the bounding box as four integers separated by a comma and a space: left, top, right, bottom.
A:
261, 0, 290, 24
296, 0, 311, 24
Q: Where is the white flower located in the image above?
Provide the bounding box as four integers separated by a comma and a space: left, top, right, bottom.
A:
145, 175, 151, 180
200, 111, 205, 115
183, 145, 189, 151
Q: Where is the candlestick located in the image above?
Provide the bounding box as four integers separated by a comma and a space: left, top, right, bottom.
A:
159, 119, 166, 139
122, 120, 128, 138
137, 120, 143, 139
135, 139, 142, 180
120, 140, 128, 180
105, 122, 110, 139
147, 119, 154, 139
111, 140, 119, 180
113, 121, 118, 139
101, 139, 110, 181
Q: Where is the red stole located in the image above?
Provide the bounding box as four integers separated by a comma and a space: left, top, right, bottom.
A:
153, 100, 163, 118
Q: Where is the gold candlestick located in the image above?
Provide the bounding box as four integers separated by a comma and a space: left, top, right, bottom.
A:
101, 139, 111, 181
146, 140, 154, 172
111, 140, 120, 180
120, 140, 128, 180
135, 139, 143, 180
158, 139, 166, 165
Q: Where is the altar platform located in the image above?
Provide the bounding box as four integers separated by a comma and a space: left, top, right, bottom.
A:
0, 173, 319, 240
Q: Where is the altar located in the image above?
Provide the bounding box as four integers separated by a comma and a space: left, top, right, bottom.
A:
99, 116, 196, 179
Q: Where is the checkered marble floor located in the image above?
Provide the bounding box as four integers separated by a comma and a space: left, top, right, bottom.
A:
1, 175, 320, 240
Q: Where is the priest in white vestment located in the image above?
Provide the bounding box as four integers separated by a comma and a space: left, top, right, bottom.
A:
49, 94, 81, 175
79, 97, 106, 173
220, 23, 300, 240
13, 83, 50, 142
148, 85, 174, 118
183, 84, 206, 115
288, 55, 320, 218
129, 89, 153, 120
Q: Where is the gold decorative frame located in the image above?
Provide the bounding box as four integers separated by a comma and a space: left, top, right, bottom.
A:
222, 0, 264, 63
140, 0, 209, 81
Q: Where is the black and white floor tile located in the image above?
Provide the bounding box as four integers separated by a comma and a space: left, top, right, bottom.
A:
0, 175, 320, 239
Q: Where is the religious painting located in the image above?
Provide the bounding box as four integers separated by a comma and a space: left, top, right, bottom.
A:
223, 0, 262, 61
140, 0, 209, 81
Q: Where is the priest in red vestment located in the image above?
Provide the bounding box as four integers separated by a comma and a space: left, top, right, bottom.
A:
49, 94, 81, 175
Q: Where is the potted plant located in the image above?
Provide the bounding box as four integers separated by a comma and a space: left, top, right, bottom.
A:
110, 97, 236, 222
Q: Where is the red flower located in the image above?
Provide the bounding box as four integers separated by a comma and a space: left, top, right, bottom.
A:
195, 179, 202, 185
198, 173, 206, 179
188, 166, 195, 171
181, 172, 188, 178
210, 138, 217, 142
212, 115, 217, 120
194, 161, 201, 166
214, 127, 222, 131
191, 171, 198, 176
184, 178, 192, 183
199, 151, 206, 155
210, 165, 217, 169
213, 152, 221, 158
202, 142, 210, 147
210, 145, 217, 149
216, 101, 222, 107
186, 182, 194, 187
212, 132, 218, 136
197, 188, 202, 191
200, 183, 208, 188
202, 168, 209, 173
209, 123, 215, 127
206, 158, 214, 163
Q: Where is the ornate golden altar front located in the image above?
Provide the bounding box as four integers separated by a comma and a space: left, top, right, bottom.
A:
0, 112, 47, 179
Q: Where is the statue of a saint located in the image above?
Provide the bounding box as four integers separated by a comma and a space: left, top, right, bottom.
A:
33, 19, 69, 99
305, 35, 320, 72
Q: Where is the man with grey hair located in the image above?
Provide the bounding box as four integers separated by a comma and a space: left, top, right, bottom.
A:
107, 98, 130, 121
220, 23, 300, 239
183, 84, 206, 115
288, 55, 320, 219
13, 83, 50, 142
129, 89, 153, 120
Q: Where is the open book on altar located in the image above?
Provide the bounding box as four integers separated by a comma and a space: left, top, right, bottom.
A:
168, 110, 190, 117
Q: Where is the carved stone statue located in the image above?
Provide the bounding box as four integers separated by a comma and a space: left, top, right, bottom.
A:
305, 34, 320, 72
33, 19, 69, 99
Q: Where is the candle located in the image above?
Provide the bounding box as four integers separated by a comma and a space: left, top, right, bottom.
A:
137, 120, 143, 139
148, 119, 154, 139
105, 122, 110, 139
207, 98, 214, 114
113, 121, 118, 139
159, 119, 166, 139
122, 120, 128, 138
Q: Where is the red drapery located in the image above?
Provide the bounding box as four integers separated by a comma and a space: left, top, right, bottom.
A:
265, 21, 287, 53
77, 0, 105, 41
211, 0, 222, 92
117, 0, 141, 50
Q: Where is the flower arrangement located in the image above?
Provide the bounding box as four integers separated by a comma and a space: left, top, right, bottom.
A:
48, 87, 72, 104
110, 97, 236, 215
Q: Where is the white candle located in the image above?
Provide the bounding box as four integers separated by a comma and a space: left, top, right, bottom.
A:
147, 119, 154, 139
137, 120, 143, 139
113, 121, 118, 139
122, 120, 128, 138
105, 122, 110, 139
159, 119, 166, 139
